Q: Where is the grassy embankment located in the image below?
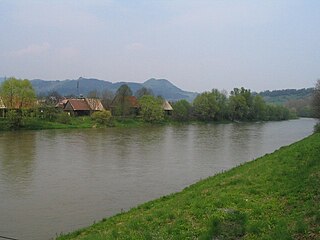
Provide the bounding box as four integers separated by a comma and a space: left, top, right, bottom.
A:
0, 117, 148, 131
0, 115, 273, 131
0, 117, 216, 131
58, 133, 320, 240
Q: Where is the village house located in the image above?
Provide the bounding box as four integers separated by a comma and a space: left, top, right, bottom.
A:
61, 98, 104, 116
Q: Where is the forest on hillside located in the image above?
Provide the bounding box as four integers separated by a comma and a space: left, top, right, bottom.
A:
258, 88, 314, 117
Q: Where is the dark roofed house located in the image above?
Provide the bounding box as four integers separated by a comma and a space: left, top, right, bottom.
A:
63, 98, 104, 116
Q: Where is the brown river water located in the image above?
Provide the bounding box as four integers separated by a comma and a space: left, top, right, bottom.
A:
0, 118, 317, 239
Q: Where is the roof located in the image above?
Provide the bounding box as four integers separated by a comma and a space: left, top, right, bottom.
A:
66, 99, 91, 111
0, 97, 6, 109
86, 98, 104, 111
162, 100, 173, 111
55, 99, 68, 108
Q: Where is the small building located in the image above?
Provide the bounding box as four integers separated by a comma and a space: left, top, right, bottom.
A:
63, 98, 105, 116
0, 97, 6, 118
162, 100, 173, 115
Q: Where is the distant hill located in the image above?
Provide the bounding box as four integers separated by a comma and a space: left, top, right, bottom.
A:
30, 77, 198, 102
143, 78, 197, 102
258, 88, 314, 104
257, 88, 314, 117
1, 76, 314, 113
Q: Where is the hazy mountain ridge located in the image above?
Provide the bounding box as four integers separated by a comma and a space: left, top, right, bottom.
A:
30, 77, 198, 102
0, 76, 314, 105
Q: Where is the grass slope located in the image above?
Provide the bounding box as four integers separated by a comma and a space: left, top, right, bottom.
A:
58, 134, 320, 240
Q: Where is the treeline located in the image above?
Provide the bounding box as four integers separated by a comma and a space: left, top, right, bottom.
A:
257, 88, 315, 117
172, 87, 296, 122
259, 88, 314, 98
0, 77, 296, 130
82, 85, 295, 122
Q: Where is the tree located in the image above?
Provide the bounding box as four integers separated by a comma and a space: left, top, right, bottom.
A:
285, 98, 313, 118
46, 90, 62, 105
116, 84, 132, 97
6, 110, 24, 129
312, 79, 320, 119
193, 92, 219, 121
228, 87, 252, 121
211, 89, 228, 121
87, 90, 101, 99
0, 77, 36, 109
113, 84, 133, 116
101, 89, 114, 110
172, 99, 192, 121
135, 87, 154, 99
139, 95, 164, 122
229, 94, 247, 121
251, 95, 267, 120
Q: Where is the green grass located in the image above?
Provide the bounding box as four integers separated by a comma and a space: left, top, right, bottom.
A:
0, 116, 96, 131
0, 116, 160, 131
57, 133, 320, 240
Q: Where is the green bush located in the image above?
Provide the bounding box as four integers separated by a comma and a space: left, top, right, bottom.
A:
91, 110, 113, 126
139, 95, 164, 123
56, 112, 72, 124
7, 110, 23, 129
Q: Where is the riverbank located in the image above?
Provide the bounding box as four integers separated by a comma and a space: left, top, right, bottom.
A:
57, 133, 320, 239
0, 115, 300, 132
0, 116, 232, 131
0, 116, 144, 131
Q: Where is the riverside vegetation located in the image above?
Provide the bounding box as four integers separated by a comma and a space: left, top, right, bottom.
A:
57, 133, 320, 240
0, 77, 297, 131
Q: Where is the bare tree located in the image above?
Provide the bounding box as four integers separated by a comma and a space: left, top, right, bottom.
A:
135, 87, 154, 99
101, 89, 114, 110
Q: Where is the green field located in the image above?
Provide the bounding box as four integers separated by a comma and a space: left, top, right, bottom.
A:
57, 133, 320, 240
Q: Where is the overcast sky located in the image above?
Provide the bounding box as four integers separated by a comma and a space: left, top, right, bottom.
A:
1, 0, 319, 92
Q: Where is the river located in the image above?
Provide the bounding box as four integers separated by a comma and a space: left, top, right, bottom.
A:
0, 118, 316, 240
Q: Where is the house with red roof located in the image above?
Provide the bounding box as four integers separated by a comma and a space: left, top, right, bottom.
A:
63, 98, 104, 116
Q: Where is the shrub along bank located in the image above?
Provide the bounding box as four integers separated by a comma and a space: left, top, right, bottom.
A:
57, 133, 320, 240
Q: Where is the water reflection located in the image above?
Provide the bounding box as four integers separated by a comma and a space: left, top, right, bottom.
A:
0, 131, 36, 194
